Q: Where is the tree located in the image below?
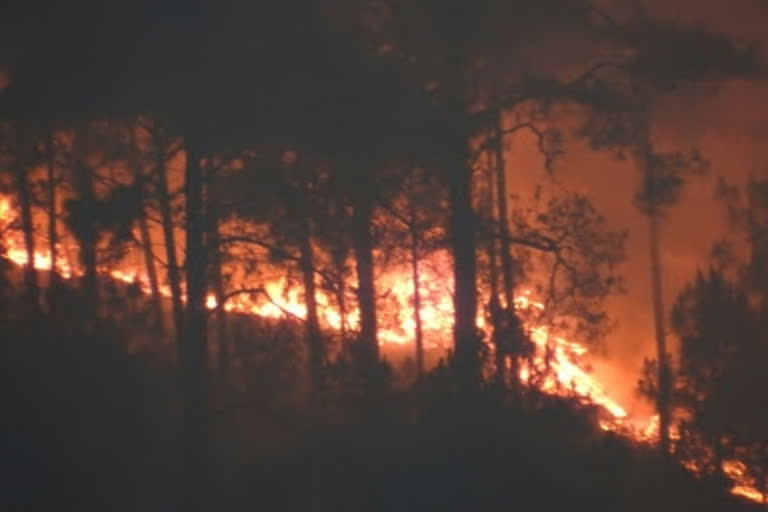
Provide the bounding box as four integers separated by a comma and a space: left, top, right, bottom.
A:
124, 120, 164, 331
666, 267, 768, 498
43, 132, 62, 291
577, 17, 760, 453
375, 0, 641, 388
380, 165, 448, 376
285, 156, 326, 397
181, 130, 208, 512
205, 158, 230, 379
0, 120, 49, 307
713, 177, 768, 314
220, 149, 329, 396
140, 119, 185, 349
64, 122, 101, 315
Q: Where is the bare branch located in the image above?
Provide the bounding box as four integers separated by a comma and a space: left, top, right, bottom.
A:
218, 234, 337, 286
218, 286, 305, 323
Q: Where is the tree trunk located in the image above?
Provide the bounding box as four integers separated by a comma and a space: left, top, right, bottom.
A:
332, 239, 348, 345
637, 135, 672, 456
648, 205, 671, 456
448, 148, 479, 387
14, 123, 39, 307
335, 262, 348, 344
210, 244, 229, 379
46, 136, 59, 287
299, 216, 323, 395
495, 119, 515, 310
132, 130, 163, 331
485, 147, 504, 386
206, 168, 229, 380
154, 137, 185, 353
139, 204, 163, 314
409, 223, 425, 377
494, 118, 520, 393
444, 84, 479, 387
436, 7, 480, 388
352, 194, 379, 365
137, 187, 163, 329
182, 137, 209, 512
73, 124, 99, 314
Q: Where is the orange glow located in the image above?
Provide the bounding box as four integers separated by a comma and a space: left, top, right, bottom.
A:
0, 193, 764, 504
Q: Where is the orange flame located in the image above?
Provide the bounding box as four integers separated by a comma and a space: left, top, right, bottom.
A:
0, 194, 763, 503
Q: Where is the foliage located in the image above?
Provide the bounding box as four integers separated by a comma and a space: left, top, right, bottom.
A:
511, 192, 627, 342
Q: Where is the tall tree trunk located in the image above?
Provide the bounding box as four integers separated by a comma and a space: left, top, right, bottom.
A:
494, 118, 520, 393
638, 136, 672, 456
182, 137, 209, 512
352, 194, 379, 365
495, 119, 515, 309
436, 7, 480, 388
136, 183, 163, 329
131, 129, 163, 331
409, 223, 425, 377
648, 205, 671, 455
332, 234, 348, 345
155, 138, 185, 352
335, 258, 348, 344
444, 82, 479, 387
206, 168, 229, 379
448, 145, 479, 387
485, 147, 504, 386
210, 245, 229, 378
73, 124, 99, 314
136, 204, 160, 299
46, 136, 59, 287
299, 216, 323, 395
14, 123, 39, 307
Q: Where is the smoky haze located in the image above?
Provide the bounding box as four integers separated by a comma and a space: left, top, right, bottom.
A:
501, 0, 768, 412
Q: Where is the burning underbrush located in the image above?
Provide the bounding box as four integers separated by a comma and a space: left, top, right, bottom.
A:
1, 192, 765, 505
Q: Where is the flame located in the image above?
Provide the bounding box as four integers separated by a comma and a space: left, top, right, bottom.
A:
0, 194, 764, 503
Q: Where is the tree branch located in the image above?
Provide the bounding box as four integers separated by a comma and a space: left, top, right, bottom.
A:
218, 234, 337, 287
218, 286, 305, 323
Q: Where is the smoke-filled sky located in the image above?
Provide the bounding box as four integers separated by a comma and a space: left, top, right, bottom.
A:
507, 0, 768, 410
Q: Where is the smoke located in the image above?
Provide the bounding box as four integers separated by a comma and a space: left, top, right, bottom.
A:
503, 0, 768, 411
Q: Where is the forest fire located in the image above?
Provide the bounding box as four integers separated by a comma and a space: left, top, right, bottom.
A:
0, 195, 629, 411
2, 193, 765, 503
3, 3, 767, 509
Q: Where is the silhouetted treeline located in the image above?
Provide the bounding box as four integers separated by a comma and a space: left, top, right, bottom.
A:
638, 178, 768, 501
0, 0, 765, 510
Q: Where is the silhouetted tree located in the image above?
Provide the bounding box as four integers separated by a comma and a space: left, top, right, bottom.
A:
43, 133, 61, 290
120, 120, 164, 331
380, 165, 448, 376
670, 270, 768, 483
2, 121, 41, 306
205, 158, 230, 379
140, 119, 185, 349
578, 18, 759, 453
65, 122, 101, 315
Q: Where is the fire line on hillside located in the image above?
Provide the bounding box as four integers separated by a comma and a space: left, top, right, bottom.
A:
0, 194, 763, 503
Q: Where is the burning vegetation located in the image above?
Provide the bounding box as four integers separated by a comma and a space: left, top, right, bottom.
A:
1, 1, 766, 510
